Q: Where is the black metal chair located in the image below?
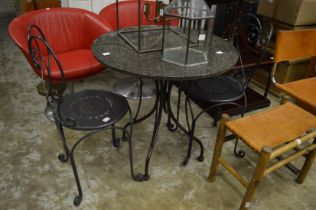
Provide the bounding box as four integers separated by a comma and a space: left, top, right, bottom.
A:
27, 25, 138, 206
167, 14, 273, 166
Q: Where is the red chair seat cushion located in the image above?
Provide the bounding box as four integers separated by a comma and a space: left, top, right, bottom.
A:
8, 8, 111, 81
49, 49, 104, 80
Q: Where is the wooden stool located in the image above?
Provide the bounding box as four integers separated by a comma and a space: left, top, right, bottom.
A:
208, 102, 316, 210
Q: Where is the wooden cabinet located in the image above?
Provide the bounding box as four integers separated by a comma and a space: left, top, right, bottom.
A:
15, 0, 61, 14
36, 0, 61, 9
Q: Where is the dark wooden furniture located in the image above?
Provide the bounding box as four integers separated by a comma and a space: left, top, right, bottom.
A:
14, 0, 61, 14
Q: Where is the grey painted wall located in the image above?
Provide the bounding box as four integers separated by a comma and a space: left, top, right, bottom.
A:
0, 0, 15, 13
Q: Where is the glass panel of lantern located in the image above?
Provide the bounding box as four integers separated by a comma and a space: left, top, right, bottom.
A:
162, 0, 216, 66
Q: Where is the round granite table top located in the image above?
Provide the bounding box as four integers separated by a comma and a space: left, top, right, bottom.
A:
92, 29, 239, 81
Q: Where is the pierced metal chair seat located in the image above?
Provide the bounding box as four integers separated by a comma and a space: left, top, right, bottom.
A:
28, 25, 138, 206
57, 89, 129, 130
184, 75, 244, 103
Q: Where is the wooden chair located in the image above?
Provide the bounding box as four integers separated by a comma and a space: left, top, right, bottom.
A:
272, 29, 316, 114
208, 101, 316, 209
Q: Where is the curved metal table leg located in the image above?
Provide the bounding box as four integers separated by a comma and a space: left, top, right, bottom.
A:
129, 80, 206, 181
166, 83, 182, 132
135, 80, 165, 181
166, 84, 205, 163
54, 119, 70, 162
122, 78, 158, 141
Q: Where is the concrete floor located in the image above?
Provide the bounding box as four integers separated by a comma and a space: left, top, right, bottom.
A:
1, 10, 316, 210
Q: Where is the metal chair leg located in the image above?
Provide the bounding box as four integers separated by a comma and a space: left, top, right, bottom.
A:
67, 130, 109, 206
111, 124, 120, 147
183, 121, 196, 166
234, 138, 246, 158
234, 94, 247, 158
167, 86, 182, 132
54, 120, 70, 162
69, 149, 83, 206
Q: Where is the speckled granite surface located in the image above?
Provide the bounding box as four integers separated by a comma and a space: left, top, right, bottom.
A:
1, 11, 316, 210
92, 29, 238, 80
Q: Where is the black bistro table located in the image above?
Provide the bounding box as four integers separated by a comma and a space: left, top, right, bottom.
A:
92, 28, 238, 181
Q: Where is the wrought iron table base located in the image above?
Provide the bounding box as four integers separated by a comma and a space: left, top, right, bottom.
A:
122, 80, 205, 181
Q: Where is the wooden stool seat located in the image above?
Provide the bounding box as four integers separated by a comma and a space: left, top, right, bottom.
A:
276, 77, 316, 111
226, 102, 316, 151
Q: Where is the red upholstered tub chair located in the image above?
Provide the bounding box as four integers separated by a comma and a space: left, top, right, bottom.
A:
8, 7, 112, 120
8, 7, 111, 82
99, 0, 164, 30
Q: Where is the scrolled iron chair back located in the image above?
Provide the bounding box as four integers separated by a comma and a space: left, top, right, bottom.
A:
224, 14, 273, 91
242, 22, 273, 89
224, 14, 262, 46
27, 24, 47, 42
27, 29, 67, 121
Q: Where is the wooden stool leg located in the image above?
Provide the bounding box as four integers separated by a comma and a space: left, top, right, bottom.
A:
208, 114, 229, 182
280, 95, 289, 105
240, 146, 272, 210
296, 138, 316, 184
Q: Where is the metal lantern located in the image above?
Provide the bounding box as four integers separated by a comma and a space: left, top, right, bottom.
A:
162, 0, 216, 66
115, 0, 166, 53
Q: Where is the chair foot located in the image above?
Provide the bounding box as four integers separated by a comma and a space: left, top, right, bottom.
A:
183, 156, 190, 166
234, 150, 246, 158
207, 174, 216, 183
58, 153, 69, 162
166, 120, 177, 132
134, 173, 150, 182
121, 134, 128, 141
197, 155, 204, 162
112, 137, 120, 147
73, 195, 82, 206
234, 139, 246, 158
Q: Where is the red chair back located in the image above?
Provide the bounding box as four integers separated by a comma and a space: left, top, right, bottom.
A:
99, 0, 165, 30
9, 8, 112, 80
9, 8, 111, 54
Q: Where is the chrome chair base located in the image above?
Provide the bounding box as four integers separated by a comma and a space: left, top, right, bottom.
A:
113, 77, 156, 99
44, 104, 55, 122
